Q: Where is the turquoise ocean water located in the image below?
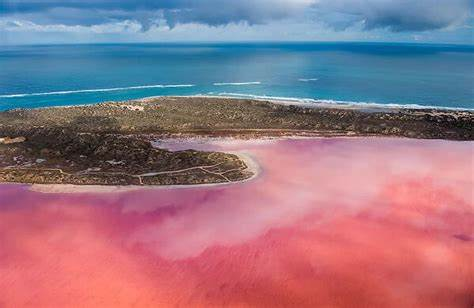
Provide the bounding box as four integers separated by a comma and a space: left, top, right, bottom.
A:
0, 42, 473, 110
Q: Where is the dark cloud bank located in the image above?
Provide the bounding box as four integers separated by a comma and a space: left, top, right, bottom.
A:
1, 0, 473, 32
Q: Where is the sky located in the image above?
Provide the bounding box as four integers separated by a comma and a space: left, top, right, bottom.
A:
0, 0, 473, 45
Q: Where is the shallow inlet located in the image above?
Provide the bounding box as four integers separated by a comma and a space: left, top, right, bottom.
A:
0, 137, 472, 307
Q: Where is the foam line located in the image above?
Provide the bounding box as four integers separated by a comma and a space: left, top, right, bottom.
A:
202, 92, 474, 111
213, 82, 261, 86
0, 84, 196, 98
298, 78, 319, 82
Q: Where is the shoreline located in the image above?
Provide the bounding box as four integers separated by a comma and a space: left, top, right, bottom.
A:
10, 134, 472, 193
26, 151, 261, 194
3, 96, 471, 140
2, 94, 473, 113
0, 96, 472, 187
177, 94, 474, 112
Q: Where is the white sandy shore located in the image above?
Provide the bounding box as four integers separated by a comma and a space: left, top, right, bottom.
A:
7, 94, 473, 113
183, 94, 474, 112
28, 151, 260, 194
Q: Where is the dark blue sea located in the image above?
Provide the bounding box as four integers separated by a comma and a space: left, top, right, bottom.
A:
0, 42, 473, 110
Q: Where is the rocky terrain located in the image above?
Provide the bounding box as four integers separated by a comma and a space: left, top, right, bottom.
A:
0, 96, 472, 186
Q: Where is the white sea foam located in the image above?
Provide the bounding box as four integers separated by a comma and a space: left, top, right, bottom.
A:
213, 82, 261, 86
298, 78, 319, 82
0, 84, 196, 98
197, 92, 473, 111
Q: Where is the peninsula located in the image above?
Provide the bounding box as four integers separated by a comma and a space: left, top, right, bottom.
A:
0, 97, 472, 186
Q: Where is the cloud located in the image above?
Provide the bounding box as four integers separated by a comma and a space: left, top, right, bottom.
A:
0, 19, 142, 34
314, 0, 474, 32
162, 0, 313, 27
0, 0, 472, 34
0, 0, 313, 30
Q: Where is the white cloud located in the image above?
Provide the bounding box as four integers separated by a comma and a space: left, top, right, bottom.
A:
2, 0, 471, 31
0, 19, 142, 33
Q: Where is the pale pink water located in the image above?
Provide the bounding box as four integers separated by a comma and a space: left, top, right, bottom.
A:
0, 138, 473, 307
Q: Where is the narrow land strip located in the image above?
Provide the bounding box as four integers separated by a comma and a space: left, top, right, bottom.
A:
0, 96, 472, 186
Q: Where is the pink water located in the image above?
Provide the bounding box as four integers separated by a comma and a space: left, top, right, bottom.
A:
1, 138, 473, 307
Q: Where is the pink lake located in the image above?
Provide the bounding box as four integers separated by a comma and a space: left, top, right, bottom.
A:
0, 137, 473, 307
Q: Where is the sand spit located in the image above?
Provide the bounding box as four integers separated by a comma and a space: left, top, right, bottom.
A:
28, 151, 260, 194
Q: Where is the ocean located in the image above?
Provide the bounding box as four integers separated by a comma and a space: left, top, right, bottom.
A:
0, 42, 473, 110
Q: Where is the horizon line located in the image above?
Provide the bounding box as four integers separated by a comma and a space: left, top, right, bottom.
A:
1, 40, 474, 48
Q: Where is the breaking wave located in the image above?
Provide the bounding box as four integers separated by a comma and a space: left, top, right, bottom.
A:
0, 84, 196, 98
200, 92, 472, 111
213, 82, 261, 86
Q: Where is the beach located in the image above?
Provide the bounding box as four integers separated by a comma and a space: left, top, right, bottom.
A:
1, 96, 471, 187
